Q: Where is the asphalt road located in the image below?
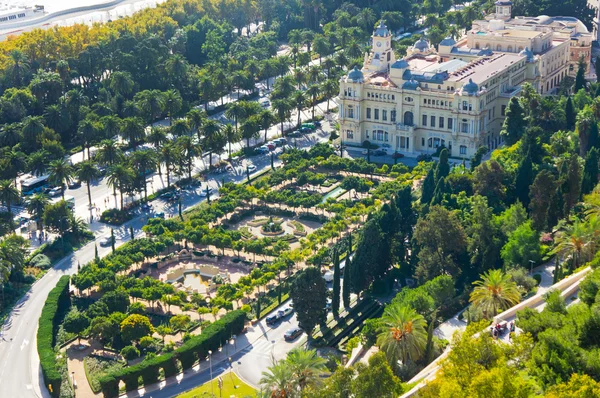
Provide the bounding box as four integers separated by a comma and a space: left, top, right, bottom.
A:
0, 125, 330, 398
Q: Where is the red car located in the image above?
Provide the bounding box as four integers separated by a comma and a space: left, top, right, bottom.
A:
266, 144, 276, 151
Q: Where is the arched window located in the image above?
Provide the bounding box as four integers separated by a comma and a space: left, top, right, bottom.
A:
507, 45, 513, 52
404, 111, 414, 126
496, 45, 502, 51
475, 43, 480, 49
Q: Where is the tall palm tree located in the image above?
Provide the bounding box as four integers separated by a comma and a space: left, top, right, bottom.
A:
27, 150, 49, 176
163, 89, 183, 126
106, 164, 134, 209
240, 117, 260, 148
48, 159, 73, 199
470, 269, 521, 317
78, 118, 99, 161
146, 126, 167, 150
176, 136, 199, 180
21, 116, 45, 148
202, 119, 222, 168
186, 108, 207, 141
306, 84, 321, 119
76, 161, 100, 207
322, 79, 338, 112
134, 90, 165, 123
130, 150, 158, 201
0, 123, 22, 147
0, 180, 20, 214
258, 110, 276, 144
225, 101, 245, 138
109, 71, 134, 97
4, 149, 26, 184
552, 219, 592, 273
26, 193, 49, 231
96, 139, 123, 167
160, 143, 179, 187
222, 124, 239, 158
293, 91, 307, 127
272, 99, 292, 136
260, 361, 294, 398
7, 49, 30, 87
286, 348, 327, 391
377, 303, 427, 366
171, 118, 190, 137
120, 117, 145, 150
100, 115, 121, 140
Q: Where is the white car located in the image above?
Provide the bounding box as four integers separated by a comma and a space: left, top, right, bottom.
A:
48, 187, 63, 197
278, 307, 293, 317
99, 236, 115, 247
260, 99, 271, 108
323, 271, 334, 282
247, 164, 257, 172
199, 187, 214, 197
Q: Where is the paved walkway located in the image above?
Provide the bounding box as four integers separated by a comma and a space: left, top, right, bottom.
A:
65, 339, 119, 398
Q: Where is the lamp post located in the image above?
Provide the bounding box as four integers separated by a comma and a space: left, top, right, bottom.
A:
529, 260, 535, 275
208, 350, 214, 396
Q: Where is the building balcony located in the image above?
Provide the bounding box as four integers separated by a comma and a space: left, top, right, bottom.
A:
500, 86, 522, 98
396, 123, 415, 134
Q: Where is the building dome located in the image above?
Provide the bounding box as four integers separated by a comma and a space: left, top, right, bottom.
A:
462, 79, 479, 95
402, 80, 420, 90
413, 38, 430, 52
347, 66, 364, 83
519, 47, 534, 62
494, 0, 512, 5
391, 59, 410, 69
439, 36, 456, 47
402, 69, 412, 80
373, 20, 390, 37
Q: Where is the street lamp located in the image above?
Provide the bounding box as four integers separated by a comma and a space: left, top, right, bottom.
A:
529, 260, 535, 275
208, 350, 214, 396
71, 371, 76, 397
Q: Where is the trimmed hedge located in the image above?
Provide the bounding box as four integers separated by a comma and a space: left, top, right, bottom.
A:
37, 275, 71, 397
99, 310, 246, 397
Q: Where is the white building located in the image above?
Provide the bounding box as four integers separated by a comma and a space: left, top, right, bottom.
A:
337, 3, 586, 159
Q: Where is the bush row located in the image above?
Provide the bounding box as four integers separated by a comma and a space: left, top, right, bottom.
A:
99, 310, 246, 397
37, 275, 71, 397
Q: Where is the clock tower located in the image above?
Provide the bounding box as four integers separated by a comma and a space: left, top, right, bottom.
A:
364, 20, 396, 74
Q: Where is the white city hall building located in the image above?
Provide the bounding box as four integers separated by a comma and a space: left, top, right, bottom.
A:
337, 1, 591, 158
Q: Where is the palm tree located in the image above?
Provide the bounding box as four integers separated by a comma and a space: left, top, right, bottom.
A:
377, 303, 427, 366
130, 150, 158, 201
186, 108, 207, 141
294, 68, 306, 90
258, 110, 276, 144
552, 219, 592, 273
78, 118, 99, 161
286, 348, 327, 391
177, 136, 199, 180
225, 101, 245, 138
27, 150, 49, 177
0, 180, 20, 214
0, 123, 22, 147
260, 361, 294, 397
100, 115, 121, 140
48, 159, 73, 199
306, 84, 321, 119
134, 90, 165, 123
272, 99, 292, 136
469, 269, 521, 317
163, 89, 183, 125
160, 143, 179, 187
77, 161, 100, 207
322, 79, 338, 112
7, 49, 30, 86
202, 119, 222, 168
146, 126, 167, 150
106, 164, 134, 209
21, 116, 45, 148
120, 117, 145, 150
222, 124, 239, 158
96, 139, 123, 166
26, 193, 50, 231
109, 71, 134, 97
171, 118, 190, 137
240, 117, 260, 148
293, 91, 307, 127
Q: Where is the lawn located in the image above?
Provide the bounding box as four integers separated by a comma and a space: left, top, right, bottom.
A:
177, 372, 256, 398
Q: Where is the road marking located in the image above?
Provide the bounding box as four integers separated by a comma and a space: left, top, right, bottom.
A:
20, 339, 29, 351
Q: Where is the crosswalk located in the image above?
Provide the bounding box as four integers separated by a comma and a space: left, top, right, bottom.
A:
241, 338, 276, 360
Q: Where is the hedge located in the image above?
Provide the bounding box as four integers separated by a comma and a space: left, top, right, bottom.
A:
99, 310, 246, 397
37, 275, 71, 397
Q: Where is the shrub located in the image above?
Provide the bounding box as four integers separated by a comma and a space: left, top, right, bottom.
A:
37, 275, 70, 397
98, 374, 119, 398
121, 345, 140, 361
139, 336, 155, 351
100, 208, 132, 226
29, 253, 51, 269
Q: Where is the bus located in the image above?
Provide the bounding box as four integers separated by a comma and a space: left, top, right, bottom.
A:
21, 174, 50, 195
51, 195, 75, 211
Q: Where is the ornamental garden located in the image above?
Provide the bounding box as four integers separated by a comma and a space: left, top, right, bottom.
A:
38, 143, 424, 397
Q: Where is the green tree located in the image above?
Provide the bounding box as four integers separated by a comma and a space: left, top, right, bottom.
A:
421, 167, 435, 205
565, 96, 576, 129
120, 117, 145, 150
377, 303, 427, 366
48, 159, 73, 199
0, 180, 20, 214
529, 170, 557, 231
514, 151, 534, 208
575, 57, 587, 92
290, 267, 327, 337
260, 361, 294, 397
76, 160, 99, 207
352, 352, 403, 398
350, 218, 383, 294
581, 147, 599, 196
500, 97, 526, 145
468, 195, 500, 277
26, 192, 49, 231
501, 221, 541, 268
470, 269, 521, 317
286, 348, 328, 391
43, 200, 74, 238
106, 164, 134, 209
332, 249, 340, 317
120, 314, 154, 343
63, 308, 90, 345
435, 148, 450, 182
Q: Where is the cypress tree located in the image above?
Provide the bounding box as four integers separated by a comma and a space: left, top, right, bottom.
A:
575, 58, 587, 92
110, 228, 115, 253
500, 97, 526, 145
332, 248, 340, 318
590, 123, 599, 150
430, 177, 446, 206
581, 147, 599, 196
342, 233, 352, 308
565, 97, 576, 130
514, 152, 534, 208
421, 167, 435, 205
546, 187, 563, 231
596, 59, 600, 83
435, 148, 450, 182
94, 244, 99, 261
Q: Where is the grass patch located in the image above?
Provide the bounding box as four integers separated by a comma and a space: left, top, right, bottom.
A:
84, 355, 125, 394
177, 372, 256, 398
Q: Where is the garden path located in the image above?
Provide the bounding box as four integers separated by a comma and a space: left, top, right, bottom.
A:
65, 339, 116, 398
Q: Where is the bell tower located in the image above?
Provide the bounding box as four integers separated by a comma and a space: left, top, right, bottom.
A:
495, 0, 512, 21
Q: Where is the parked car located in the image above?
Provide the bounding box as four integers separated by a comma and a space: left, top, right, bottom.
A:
99, 235, 115, 247
141, 203, 153, 212
299, 127, 311, 134
266, 144, 276, 151
278, 307, 293, 317
255, 147, 269, 155
274, 138, 287, 146
266, 313, 281, 325
302, 123, 315, 130
260, 99, 271, 108
247, 164, 257, 172
392, 152, 404, 159
48, 187, 63, 197
154, 212, 165, 219
68, 179, 81, 189
284, 327, 303, 341
361, 149, 369, 155
381, 143, 391, 148
288, 130, 301, 137
325, 298, 332, 310
313, 120, 322, 127
373, 149, 387, 156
